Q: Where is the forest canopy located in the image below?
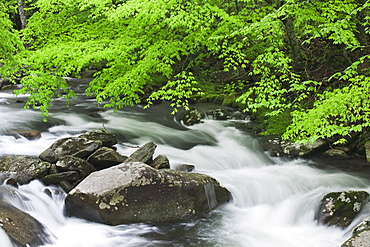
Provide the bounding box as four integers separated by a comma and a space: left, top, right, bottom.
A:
0, 0, 369, 144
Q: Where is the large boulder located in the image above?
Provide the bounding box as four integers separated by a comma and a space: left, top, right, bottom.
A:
65, 162, 231, 225
317, 191, 369, 228
0, 155, 51, 184
0, 198, 51, 246
39, 137, 102, 163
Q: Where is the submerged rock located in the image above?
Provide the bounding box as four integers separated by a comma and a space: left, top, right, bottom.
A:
65, 162, 231, 225
317, 191, 369, 228
4, 129, 42, 140
0, 198, 52, 246
175, 164, 195, 172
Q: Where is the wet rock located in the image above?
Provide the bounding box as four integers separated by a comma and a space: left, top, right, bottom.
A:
39, 137, 102, 163
342, 230, 370, 247
5, 129, 42, 140
0, 198, 52, 246
148, 155, 170, 169
259, 137, 328, 157
206, 109, 230, 120
323, 149, 349, 158
65, 162, 231, 225
40, 171, 80, 186
175, 164, 195, 172
56, 156, 96, 178
126, 141, 157, 164
0, 156, 51, 184
79, 129, 118, 147
60, 180, 74, 193
182, 108, 202, 125
342, 217, 370, 246
317, 191, 369, 228
87, 147, 127, 170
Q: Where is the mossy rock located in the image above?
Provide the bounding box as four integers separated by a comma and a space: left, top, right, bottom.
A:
65, 162, 231, 225
317, 191, 369, 228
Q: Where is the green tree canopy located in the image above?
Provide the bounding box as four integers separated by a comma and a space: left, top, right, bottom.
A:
0, 0, 369, 144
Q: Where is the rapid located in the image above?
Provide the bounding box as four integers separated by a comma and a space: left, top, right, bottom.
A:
0, 81, 370, 247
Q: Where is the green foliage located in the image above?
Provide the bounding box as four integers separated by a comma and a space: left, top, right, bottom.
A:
0, 3, 23, 78
284, 55, 370, 143
145, 71, 204, 113
1, 0, 369, 144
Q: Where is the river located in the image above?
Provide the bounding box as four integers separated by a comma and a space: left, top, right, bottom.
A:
1, 79, 370, 247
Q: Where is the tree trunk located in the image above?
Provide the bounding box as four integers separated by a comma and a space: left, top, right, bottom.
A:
18, 0, 27, 29
356, 1, 369, 47
281, 17, 305, 76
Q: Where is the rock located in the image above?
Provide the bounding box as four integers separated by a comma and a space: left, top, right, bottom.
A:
148, 155, 170, 169
79, 129, 118, 147
206, 109, 230, 120
365, 140, 370, 162
317, 191, 369, 228
259, 137, 285, 157
259, 137, 328, 157
40, 171, 80, 186
0, 198, 52, 246
342, 217, 370, 246
0, 155, 51, 184
5, 129, 42, 140
181, 108, 202, 125
39, 137, 102, 163
342, 230, 370, 247
282, 139, 328, 157
87, 147, 127, 170
55, 156, 96, 178
323, 149, 349, 158
60, 180, 74, 193
65, 162, 231, 225
126, 141, 157, 164
175, 164, 195, 172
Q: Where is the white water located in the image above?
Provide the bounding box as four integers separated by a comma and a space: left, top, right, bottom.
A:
1, 91, 370, 247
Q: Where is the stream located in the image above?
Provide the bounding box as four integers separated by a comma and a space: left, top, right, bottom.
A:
1, 79, 370, 247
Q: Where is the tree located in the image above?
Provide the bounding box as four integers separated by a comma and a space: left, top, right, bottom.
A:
1, 0, 369, 144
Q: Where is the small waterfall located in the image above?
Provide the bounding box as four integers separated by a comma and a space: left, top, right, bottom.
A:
204, 182, 217, 210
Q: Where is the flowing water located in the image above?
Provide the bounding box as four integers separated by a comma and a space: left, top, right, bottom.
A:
1, 82, 370, 247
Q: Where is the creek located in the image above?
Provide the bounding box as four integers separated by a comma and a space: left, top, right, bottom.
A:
1, 79, 370, 247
